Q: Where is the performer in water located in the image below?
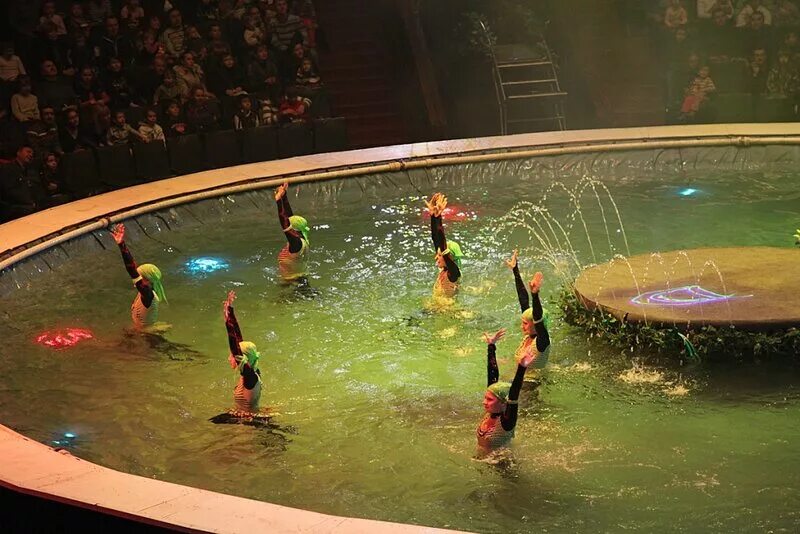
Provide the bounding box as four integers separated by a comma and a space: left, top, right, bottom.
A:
506, 250, 551, 380
110, 223, 168, 332
425, 192, 463, 300
477, 327, 541, 457
222, 290, 263, 416
274, 181, 310, 284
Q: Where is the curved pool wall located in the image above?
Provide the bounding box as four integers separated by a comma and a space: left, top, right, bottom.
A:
1, 123, 800, 532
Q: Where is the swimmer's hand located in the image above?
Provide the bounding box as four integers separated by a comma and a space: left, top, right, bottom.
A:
110, 223, 126, 244
424, 192, 442, 216
482, 328, 507, 345
505, 249, 518, 270
274, 182, 288, 201
223, 290, 236, 317
529, 272, 543, 294
517, 344, 540, 368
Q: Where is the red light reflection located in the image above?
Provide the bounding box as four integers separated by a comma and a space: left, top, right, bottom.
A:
35, 328, 94, 349
422, 205, 475, 222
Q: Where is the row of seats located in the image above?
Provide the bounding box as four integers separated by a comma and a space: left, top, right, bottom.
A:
60, 118, 347, 198
707, 94, 796, 122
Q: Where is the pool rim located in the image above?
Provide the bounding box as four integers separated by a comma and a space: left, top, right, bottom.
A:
2, 123, 800, 533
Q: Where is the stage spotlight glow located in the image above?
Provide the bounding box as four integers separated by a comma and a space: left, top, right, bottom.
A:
631, 285, 751, 306
35, 328, 94, 349
186, 257, 229, 274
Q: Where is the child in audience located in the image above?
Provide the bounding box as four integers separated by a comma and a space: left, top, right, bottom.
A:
681, 65, 716, 117
296, 57, 321, 88
233, 94, 261, 129
665, 0, 688, 30
260, 97, 280, 125
11, 78, 40, 123
164, 100, 192, 137
107, 109, 145, 145
139, 108, 166, 142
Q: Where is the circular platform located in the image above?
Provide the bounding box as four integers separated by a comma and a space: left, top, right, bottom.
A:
574, 247, 800, 331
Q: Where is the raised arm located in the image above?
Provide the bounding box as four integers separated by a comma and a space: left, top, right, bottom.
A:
483, 328, 506, 387
111, 224, 154, 306
426, 193, 447, 251
275, 182, 303, 253
500, 362, 527, 432
223, 291, 243, 356
528, 273, 551, 353
506, 250, 529, 312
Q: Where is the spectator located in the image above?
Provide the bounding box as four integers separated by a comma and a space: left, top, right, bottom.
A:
161, 8, 187, 60
66, 2, 90, 35
742, 11, 774, 55
247, 44, 281, 99
747, 47, 770, 94
154, 69, 188, 107
197, 0, 220, 27
145, 14, 163, 38
11, 78, 40, 123
138, 108, 165, 142
296, 1, 319, 49
664, 0, 688, 30
59, 107, 96, 152
120, 0, 146, 32
244, 13, 267, 48
38, 151, 70, 205
210, 53, 247, 98
92, 104, 112, 144
185, 86, 219, 132
774, 0, 800, 27
697, 0, 733, 19
0, 145, 46, 219
736, 0, 772, 27
139, 30, 165, 66
104, 57, 137, 107
703, 7, 741, 60
36, 60, 77, 111
67, 33, 97, 72
259, 96, 279, 125
207, 23, 233, 60
26, 105, 63, 157
0, 43, 27, 83
163, 99, 192, 137
107, 109, 145, 145
96, 16, 136, 67
767, 49, 800, 96
270, 0, 307, 53
86, 0, 113, 28
295, 57, 321, 88
0, 107, 26, 160
174, 52, 208, 93
74, 66, 110, 111
665, 27, 695, 67
39, 1, 67, 36
783, 31, 800, 64
278, 93, 311, 123
681, 64, 716, 117
184, 26, 208, 60
233, 94, 260, 129
34, 22, 73, 76
138, 55, 169, 104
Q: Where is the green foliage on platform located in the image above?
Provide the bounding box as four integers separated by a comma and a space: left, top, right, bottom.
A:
557, 287, 800, 362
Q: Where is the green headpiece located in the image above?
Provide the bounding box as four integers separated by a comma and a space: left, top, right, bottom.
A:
442, 240, 464, 269
237, 341, 260, 371
487, 381, 511, 403
522, 307, 550, 330
137, 264, 167, 304
289, 215, 310, 244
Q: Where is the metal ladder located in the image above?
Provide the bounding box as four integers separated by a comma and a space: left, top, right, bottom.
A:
484, 26, 567, 134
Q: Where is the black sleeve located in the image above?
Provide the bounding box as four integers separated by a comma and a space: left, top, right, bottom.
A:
487, 343, 499, 387
276, 197, 303, 253
119, 241, 154, 307
225, 305, 243, 356
443, 254, 461, 283
242, 365, 259, 389
530, 292, 551, 353
513, 265, 529, 313
430, 214, 446, 252
500, 364, 527, 431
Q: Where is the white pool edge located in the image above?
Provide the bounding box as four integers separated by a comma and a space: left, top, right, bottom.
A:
2, 123, 800, 533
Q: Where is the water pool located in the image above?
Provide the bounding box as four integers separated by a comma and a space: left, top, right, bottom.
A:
1, 151, 800, 533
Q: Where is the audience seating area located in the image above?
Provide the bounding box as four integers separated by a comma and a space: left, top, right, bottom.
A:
0, 0, 349, 222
